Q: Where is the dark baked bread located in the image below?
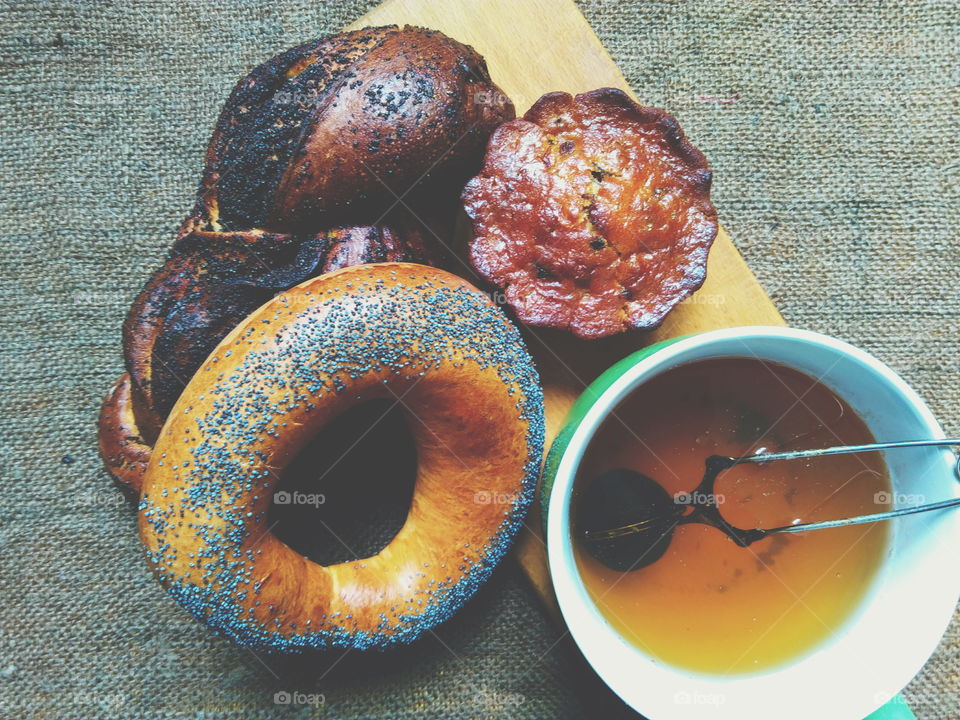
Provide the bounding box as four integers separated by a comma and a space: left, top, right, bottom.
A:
199, 25, 514, 231
123, 220, 440, 442
101, 26, 515, 486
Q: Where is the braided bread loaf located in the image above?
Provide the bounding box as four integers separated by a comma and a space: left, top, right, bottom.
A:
99, 25, 514, 490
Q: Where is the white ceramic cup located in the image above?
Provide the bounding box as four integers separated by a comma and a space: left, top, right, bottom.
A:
545, 326, 960, 720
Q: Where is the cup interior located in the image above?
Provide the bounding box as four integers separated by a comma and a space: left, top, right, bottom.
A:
546, 327, 960, 720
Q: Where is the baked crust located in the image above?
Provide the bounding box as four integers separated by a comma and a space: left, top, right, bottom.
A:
121, 219, 439, 445
97, 373, 151, 494
462, 87, 717, 339
199, 25, 514, 231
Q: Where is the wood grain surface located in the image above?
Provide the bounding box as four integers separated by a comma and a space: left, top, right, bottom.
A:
349, 0, 786, 620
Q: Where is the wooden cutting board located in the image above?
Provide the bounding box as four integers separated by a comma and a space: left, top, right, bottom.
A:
348, 0, 785, 621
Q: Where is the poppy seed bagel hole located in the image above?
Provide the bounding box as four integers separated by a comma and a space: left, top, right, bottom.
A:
138, 264, 545, 651
269, 399, 417, 566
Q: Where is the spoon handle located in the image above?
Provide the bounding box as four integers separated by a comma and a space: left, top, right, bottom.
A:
758, 496, 960, 538
730, 438, 960, 465
718, 439, 960, 545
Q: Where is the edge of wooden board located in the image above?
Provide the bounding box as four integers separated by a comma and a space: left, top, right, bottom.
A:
349, 0, 786, 622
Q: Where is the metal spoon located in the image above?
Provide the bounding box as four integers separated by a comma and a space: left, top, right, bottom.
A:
578, 439, 960, 572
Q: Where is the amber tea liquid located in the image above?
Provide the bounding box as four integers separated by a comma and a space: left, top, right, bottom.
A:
573, 358, 891, 674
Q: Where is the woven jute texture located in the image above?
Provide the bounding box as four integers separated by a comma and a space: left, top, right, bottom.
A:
1, 1, 958, 718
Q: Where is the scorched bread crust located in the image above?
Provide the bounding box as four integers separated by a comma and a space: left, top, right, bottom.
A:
99, 24, 515, 490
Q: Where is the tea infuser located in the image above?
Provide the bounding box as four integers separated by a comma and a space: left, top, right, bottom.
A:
578, 438, 960, 571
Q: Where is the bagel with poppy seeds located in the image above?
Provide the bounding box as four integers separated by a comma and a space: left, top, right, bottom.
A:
138, 264, 544, 651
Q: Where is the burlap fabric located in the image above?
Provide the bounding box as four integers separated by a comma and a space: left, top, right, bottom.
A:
1, 1, 957, 718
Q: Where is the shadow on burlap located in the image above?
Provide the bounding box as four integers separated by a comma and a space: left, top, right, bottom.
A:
0, 1, 956, 718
